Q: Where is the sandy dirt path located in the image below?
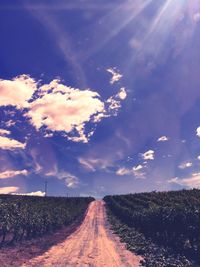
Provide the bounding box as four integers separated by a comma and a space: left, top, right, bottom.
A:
22, 200, 142, 267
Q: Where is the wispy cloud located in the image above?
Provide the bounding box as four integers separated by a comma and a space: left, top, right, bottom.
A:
157, 136, 169, 142
78, 157, 112, 172
168, 173, 200, 188
0, 169, 28, 179
78, 158, 96, 172
45, 167, 79, 188
0, 186, 19, 194
14, 191, 45, 197
193, 12, 200, 23
178, 162, 193, 169
26, 8, 86, 87
116, 167, 131, 176
0, 129, 25, 150
0, 3, 117, 11
0, 129, 11, 136
0, 136, 26, 150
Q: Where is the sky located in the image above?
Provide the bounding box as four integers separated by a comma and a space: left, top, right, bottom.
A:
0, 0, 200, 198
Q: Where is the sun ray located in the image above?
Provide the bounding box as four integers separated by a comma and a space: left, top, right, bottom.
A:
127, 0, 190, 70
82, 0, 153, 61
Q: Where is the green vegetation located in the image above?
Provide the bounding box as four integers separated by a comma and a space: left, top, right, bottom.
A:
104, 189, 200, 267
0, 194, 94, 245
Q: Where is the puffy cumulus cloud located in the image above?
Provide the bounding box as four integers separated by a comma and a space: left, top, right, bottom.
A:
14, 191, 45, 196
27, 81, 105, 141
0, 75, 126, 143
157, 136, 169, 142
141, 150, 155, 160
107, 68, 122, 84
0, 75, 37, 109
0, 135, 26, 150
0, 186, 19, 194
0, 169, 28, 179
178, 162, 193, 169
193, 13, 200, 23
198, 156, 200, 160
0, 129, 11, 136
25, 79, 125, 143
168, 173, 200, 188
196, 126, 200, 138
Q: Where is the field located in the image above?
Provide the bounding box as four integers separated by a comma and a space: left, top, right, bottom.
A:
1, 190, 200, 266
0, 200, 142, 267
104, 189, 200, 267
0, 194, 94, 245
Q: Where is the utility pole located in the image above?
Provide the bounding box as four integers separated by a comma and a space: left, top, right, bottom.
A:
44, 180, 48, 197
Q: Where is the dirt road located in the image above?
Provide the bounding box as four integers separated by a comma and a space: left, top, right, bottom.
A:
22, 200, 142, 267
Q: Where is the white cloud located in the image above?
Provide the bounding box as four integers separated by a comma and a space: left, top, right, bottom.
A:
196, 126, 200, 138
0, 129, 11, 136
178, 162, 193, 169
0, 135, 26, 150
116, 167, 131, 176
168, 173, 200, 188
193, 12, 200, 23
0, 75, 37, 109
78, 158, 96, 172
5, 120, 16, 127
64, 174, 79, 188
0, 169, 28, 179
116, 164, 145, 178
141, 150, 155, 160
197, 156, 200, 160
157, 136, 169, 142
117, 87, 127, 100
132, 164, 145, 179
0, 75, 126, 143
0, 186, 19, 194
106, 87, 127, 116
26, 79, 125, 143
14, 191, 45, 196
107, 68, 122, 84
26, 80, 105, 143
79, 157, 112, 172
45, 167, 79, 188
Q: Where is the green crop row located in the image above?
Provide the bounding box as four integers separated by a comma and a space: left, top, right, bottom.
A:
104, 189, 200, 266
0, 195, 94, 245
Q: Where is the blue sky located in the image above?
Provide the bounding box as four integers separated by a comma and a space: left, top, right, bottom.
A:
0, 0, 200, 197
